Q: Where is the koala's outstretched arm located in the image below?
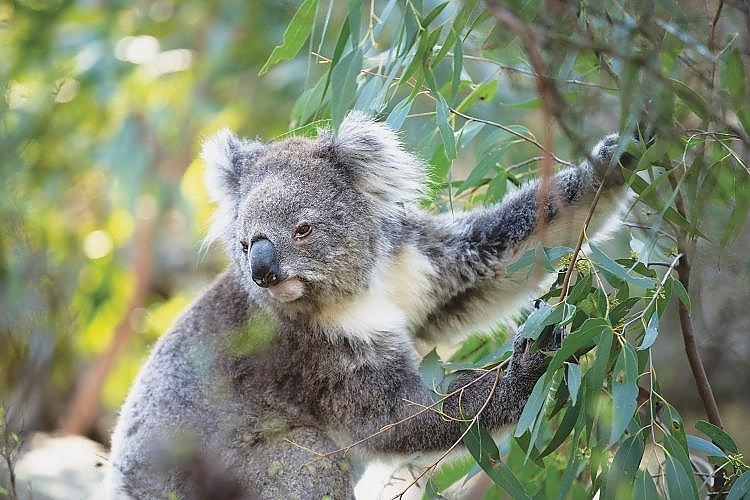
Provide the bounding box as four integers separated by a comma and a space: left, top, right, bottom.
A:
411, 136, 633, 341
335, 333, 553, 455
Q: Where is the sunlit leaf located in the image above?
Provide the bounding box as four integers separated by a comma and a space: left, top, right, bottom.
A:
259, 0, 320, 75
456, 79, 498, 112
423, 454, 475, 498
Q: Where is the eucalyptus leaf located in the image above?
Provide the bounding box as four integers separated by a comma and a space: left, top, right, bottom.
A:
727, 470, 750, 500
259, 0, 320, 75
589, 243, 655, 289
463, 424, 531, 500
609, 344, 639, 445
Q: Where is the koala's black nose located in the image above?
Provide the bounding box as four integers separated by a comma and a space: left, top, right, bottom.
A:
249, 238, 280, 288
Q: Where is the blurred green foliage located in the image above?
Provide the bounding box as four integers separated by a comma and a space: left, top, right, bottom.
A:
2, 0, 750, 497
0, 0, 311, 432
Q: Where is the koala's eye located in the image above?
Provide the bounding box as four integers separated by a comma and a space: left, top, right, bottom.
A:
293, 223, 312, 240
240, 241, 249, 254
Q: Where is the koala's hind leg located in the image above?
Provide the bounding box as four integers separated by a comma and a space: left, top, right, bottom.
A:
240, 427, 354, 500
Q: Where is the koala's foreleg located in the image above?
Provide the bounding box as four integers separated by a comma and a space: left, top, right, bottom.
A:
344, 331, 558, 455
412, 136, 634, 341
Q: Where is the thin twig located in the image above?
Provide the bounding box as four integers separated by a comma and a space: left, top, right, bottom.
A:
559, 179, 609, 302
292, 360, 510, 461
390, 369, 503, 500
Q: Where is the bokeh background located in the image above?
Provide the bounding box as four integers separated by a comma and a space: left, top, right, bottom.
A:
1, 0, 749, 496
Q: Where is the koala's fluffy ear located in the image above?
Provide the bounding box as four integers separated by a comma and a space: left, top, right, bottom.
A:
201, 128, 266, 244
327, 111, 425, 207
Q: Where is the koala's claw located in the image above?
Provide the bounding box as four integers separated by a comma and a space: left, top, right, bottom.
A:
509, 325, 562, 376
590, 134, 638, 187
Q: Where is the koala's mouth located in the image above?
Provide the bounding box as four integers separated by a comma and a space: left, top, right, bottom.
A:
266, 277, 305, 303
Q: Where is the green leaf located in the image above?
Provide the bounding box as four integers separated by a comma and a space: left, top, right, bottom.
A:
456, 79, 498, 112
436, 97, 456, 160
291, 74, 328, 124
458, 148, 506, 193
633, 469, 660, 500
670, 78, 711, 121
547, 318, 611, 375
627, 174, 707, 239
638, 313, 659, 350
419, 348, 444, 392
423, 454, 475, 498
566, 362, 582, 406
506, 245, 569, 275
695, 420, 739, 454
540, 395, 581, 457
727, 470, 750, 500
385, 97, 413, 131
514, 375, 549, 437
451, 34, 463, 101
721, 175, 750, 248
259, 0, 320, 75
664, 455, 697, 500
721, 46, 747, 107
671, 277, 692, 314
517, 302, 573, 341
457, 121, 485, 149
602, 434, 645, 500
609, 344, 639, 445
686, 434, 726, 458
513, 431, 544, 467
330, 48, 363, 128
661, 432, 700, 500
739, 108, 750, 136
589, 243, 655, 289
463, 424, 532, 500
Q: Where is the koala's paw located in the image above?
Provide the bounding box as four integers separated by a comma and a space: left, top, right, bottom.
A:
589, 134, 638, 187
509, 326, 562, 377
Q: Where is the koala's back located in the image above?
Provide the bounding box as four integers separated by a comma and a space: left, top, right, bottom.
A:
104, 270, 352, 499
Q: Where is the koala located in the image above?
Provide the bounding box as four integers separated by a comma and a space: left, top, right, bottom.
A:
104, 112, 633, 499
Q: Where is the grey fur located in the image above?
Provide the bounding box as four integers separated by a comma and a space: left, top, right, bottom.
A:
105, 113, 632, 499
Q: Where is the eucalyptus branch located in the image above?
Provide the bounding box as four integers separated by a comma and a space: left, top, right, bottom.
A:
666, 171, 723, 430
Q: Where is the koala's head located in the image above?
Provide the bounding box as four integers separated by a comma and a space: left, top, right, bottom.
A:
201, 112, 424, 312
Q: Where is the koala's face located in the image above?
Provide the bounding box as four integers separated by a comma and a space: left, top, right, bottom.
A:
201, 112, 425, 311
232, 141, 378, 306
